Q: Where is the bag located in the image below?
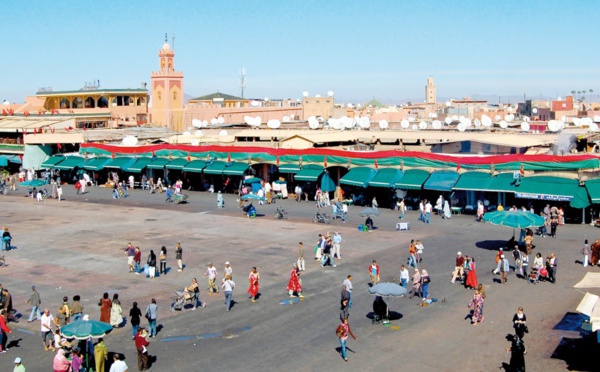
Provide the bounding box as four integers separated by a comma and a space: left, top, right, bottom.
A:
159, 254, 166, 261
145, 308, 152, 320
524, 325, 529, 333
335, 324, 345, 338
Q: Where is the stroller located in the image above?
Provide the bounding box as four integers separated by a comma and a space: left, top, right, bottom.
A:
171, 290, 197, 312
274, 206, 288, 220
313, 210, 330, 224
528, 268, 540, 284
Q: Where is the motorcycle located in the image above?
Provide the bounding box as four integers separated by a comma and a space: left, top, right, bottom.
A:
313, 210, 330, 224
274, 206, 288, 220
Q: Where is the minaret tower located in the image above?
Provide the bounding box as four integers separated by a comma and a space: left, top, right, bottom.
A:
425, 76, 436, 104
150, 34, 184, 131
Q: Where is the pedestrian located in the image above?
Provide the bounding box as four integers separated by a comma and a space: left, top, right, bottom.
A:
94, 337, 108, 372
415, 240, 424, 263
110, 293, 123, 328
467, 289, 485, 325
550, 215, 558, 238
591, 239, 600, 266
424, 199, 432, 224
71, 295, 83, 322
0, 309, 12, 352
286, 264, 303, 298
109, 353, 129, 372
146, 250, 156, 279
369, 260, 380, 285
342, 275, 353, 308
476, 201, 484, 222
513, 307, 528, 339
332, 231, 342, 259
56, 185, 62, 201
524, 231, 534, 255
184, 278, 204, 310
340, 285, 350, 319
410, 268, 421, 299
145, 299, 157, 337
134, 246, 141, 274
548, 253, 557, 283
492, 248, 504, 274
1, 288, 14, 322
129, 302, 142, 340
223, 261, 233, 280
222, 275, 235, 311
465, 257, 478, 289
321, 237, 335, 267
98, 292, 112, 323
40, 308, 54, 351
159, 246, 167, 276
134, 328, 150, 371
247, 267, 260, 303
418, 199, 425, 222
314, 234, 324, 261
520, 253, 529, 279
336, 318, 357, 362
450, 252, 465, 283
53, 348, 72, 372
53, 305, 67, 330
296, 242, 305, 272
26, 285, 41, 322
398, 198, 406, 220
204, 263, 219, 294
583, 239, 590, 267
400, 265, 409, 288
217, 191, 224, 208
124, 243, 135, 273
420, 269, 431, 300
500, 255, 510, 284
506, 334, 527, 372
341, 202, 348, 223
13, 357, 25, 372
175, 242, 183, 272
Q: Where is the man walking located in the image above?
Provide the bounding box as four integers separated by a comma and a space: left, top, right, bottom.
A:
369, 260, 380, 285
424, 199, 432, 224
400, 265, 409, 288
175, 243, 183, 272
109, 353, 128, 372
133, 247, 142, 275
134, 328, 150, 371
333, 232, 343, 260
204, 263, 219, 294
40, 309, 54, 351
342, 275, 353, 309
222, 275, 235, 311
26, 286, 41, 323
297, 242, 305, 272
450, 252, 465, 283
124, 243, 135, 273
500, 254, 510, 284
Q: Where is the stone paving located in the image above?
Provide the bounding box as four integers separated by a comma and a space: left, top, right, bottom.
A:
0, 184, 598, 371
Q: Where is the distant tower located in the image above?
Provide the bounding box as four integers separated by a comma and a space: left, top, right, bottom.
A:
425, 76, 436, 104
150, 35, 184, 131
240, 67, 247, 98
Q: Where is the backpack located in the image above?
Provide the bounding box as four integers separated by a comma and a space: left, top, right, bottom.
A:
335, 324, 345, 338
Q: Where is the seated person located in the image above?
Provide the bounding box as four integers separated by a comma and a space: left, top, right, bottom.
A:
365, 217, 374, 230
373, 295, 388, 321
184, 278, 199, 300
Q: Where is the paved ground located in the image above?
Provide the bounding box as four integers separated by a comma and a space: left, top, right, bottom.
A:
0, 184, 598, 371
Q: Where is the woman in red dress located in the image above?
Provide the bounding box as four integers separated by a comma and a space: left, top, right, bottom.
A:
247, 267, 260, 302
98, 292, 112, 324
465, 257, 478, 289
286, 264, 303, 298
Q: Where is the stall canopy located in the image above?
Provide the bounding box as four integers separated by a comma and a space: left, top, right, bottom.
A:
321, 173, 336, 192
368, 168, 402, 188
202, 161, 228, 175
82, 157, 112, 171
103, 157, 136, 170
294, 164, 324, 182
585, 179, 600, 204
423, 170, 460, 191
340, 167, 378, 187
165, 158, 189, 170
124, 158, 152, 173
53, 156, 85, 170
453, 171, 493, 191
40, 155, 66, 169
278, 163, 301, 174
147, 157, 170, 170
570, 186, 591, 209
223, 162, 249, 176
0, 156, 8, 167
182, 160, 207, 173
394, 169, 430, 190
514, 176, 579, 201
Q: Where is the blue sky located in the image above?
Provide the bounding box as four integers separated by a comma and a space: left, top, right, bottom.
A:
1, 0, 597, 105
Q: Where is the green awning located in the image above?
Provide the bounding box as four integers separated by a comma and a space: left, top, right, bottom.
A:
514, 176, 579, 201
223, 162, 249, 176
294, 164, 324, 182
0, 156, 8, 167
125, 158, 153, 173
40, 155, 66, 169
278, 163, 301, 174
104, 157, 136, 170
453, 172, 493, 191
395, 169, 430, 190
340, 167, 378, 187
203, 161, 228, 175
165, 158, 189, 170
82, 157, 112, 171
7, 155, 22, 164
423, 170, 460, 191
586, 179, 600, 204
570, 186, 591, 209
368, 168, 402, 188
53, 156, 85, 170
485, 173, 520, 193
183, 160, 207, 173
147, 157, 170, 170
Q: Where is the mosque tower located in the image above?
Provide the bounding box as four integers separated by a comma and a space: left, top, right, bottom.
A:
150, 35, 184, 131
425, 76, 436, 104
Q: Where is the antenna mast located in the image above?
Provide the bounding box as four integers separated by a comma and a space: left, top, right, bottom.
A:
240, 67, 247, 98
172, 34, 175, 50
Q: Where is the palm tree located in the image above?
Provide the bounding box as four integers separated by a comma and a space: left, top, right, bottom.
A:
571, 90, 576, 97
578, 91, 582, 101
590, 89, 594, 102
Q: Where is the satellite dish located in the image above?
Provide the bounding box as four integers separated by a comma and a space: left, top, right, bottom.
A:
499, 120, 508, 129
408, 117, 416, 122
557, 96, 562, 100
411, 124, 418, 130
317, 116, 324, 123
201, 120, 208, 127
561, 116, 567, 122
428, 113, 435, 118
451, 115, 459, 121
308, 116, 319, 129
328, 118, 339, 129
219, 130, 228, 136
327, 91, 334, 97
594, 115, 600, 122
459, 116, 465, 122
505, 114, 514, 122
532, 108, 538, 114
457, 123, 466, 132
182, 131, 191, 136
342, 116, 353, 129
547, 120, 558, 132
494, 115, 501, 121
254, 116, 262, 125
574, 104, 580, 110
192, 119, 201, 128
347, 103, 354, 109
401, 119, 410, 129
481, 115, 492, 127
210, 118, 218, 125
464, 118, 472, 127
573, 118, 581, 127
283, 116, 289, 122
194, 130, 203, 136
590, 123, 599, 132
445, 101, 452, 107
432, 120, 442, 129
419, 121, 427, 130
122, 135, 138, 146
267, 119, 281, 129
444, 117, 452, 125
244, 116, 253, 125
250, 101, 261, 107
264, 97, 269, 102
473, 119, 481, 128
302, 91, 309, 97
315, 94, 321, 98
378, 120, 389, 129
521, 122, 530, 131
359, 116, 371, 129
191, 139, 200, 146
217, 117, 225, 124
558, 121, 565, 130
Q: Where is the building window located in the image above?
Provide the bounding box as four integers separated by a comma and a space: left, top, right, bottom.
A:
158, 92, 162, 100
173, 91, 177, 101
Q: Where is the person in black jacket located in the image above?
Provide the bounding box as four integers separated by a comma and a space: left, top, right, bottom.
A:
147, 250, 157, 279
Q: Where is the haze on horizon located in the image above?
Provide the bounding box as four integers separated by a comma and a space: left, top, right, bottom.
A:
1, 0, 597, 105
